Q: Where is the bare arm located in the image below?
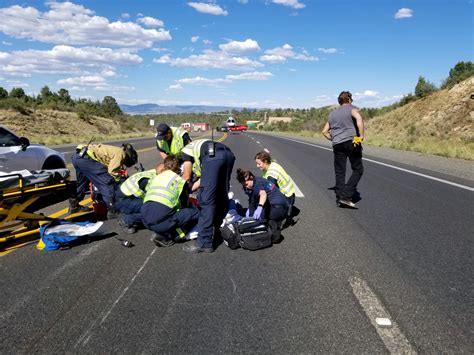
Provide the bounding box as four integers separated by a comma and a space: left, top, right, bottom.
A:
351, 108, 365, 139
159, 151, 168, 160
321, 121, 332, 141
258, 190, 267, 206
182, 161, 193, 182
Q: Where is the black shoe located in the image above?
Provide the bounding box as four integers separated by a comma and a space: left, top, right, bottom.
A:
151, 232, 175, 247
118, 216, 137, 234
182, 241, 214, 253
69, 205, 91, 214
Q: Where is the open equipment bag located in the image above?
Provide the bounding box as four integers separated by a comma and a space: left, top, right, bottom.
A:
221, 217, 274, 251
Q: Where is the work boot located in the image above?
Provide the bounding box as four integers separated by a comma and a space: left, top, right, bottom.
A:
151, 232, 175, 247
68, 198, 90, 214
182, 241, 214, 253
118, 215, 137, 234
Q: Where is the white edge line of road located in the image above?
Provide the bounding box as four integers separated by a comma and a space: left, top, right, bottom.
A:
276, 136, 474, 192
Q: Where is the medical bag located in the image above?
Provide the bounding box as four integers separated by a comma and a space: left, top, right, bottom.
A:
221, 218, 273, 251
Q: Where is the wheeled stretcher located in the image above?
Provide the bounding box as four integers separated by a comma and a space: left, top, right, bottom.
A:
0, 169, 90, 243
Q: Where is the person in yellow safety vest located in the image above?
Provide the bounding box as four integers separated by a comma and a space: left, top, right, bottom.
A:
255, 150, 300, 225
155, 123, 192, 160
70, 143, 138, 219
115, 166, 158, 234
141, 156, 200, 247
180, 139, 235, 253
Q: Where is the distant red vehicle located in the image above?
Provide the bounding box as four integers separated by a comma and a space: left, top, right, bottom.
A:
228, 124, 248, 132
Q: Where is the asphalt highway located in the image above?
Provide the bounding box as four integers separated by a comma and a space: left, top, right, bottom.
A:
1, 131, 472, 353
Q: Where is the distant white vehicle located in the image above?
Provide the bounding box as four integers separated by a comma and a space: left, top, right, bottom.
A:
0, 126, 66, 173
226, 116, 236, 127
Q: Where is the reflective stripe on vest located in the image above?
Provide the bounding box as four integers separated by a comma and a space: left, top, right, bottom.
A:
156, 127, 187, 156
180, 139, 209, 178
119, 169, 156, 198
143, 170, 185, 209
263, 162, 295, 197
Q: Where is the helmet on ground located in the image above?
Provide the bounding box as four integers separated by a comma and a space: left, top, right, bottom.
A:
122, 143, 138, 167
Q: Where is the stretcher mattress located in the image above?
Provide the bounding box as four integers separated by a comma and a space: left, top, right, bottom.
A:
0, 169, 70, 191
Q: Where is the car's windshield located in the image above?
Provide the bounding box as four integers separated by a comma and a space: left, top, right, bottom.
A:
0, 127, 20, 147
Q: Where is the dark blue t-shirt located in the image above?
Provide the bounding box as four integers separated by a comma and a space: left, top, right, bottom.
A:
248, 176, 288, 209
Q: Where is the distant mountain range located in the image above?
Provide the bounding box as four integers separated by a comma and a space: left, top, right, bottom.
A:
120, 103, 245, 115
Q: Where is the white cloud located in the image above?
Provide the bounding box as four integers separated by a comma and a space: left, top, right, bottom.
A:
0, 46, 141, 77
58, 75, 106, 86
0, 3, 171, 48
188, 2, 228, 16
137, 16, 164, 27
59, 76, 134, 92
354, 90, 379, 97
2, 41, 12, 46
238, 0, 249, 4
153, 50, 263, 70
151, 47, 170, 52
219, 39, 260, 54
260, 54, 286, 63
191, 36, 200, 43
318, 47, 337, 54
225, 71, 273, 80
203, 39, 212, 45
167, 83, 183, 91
272, 0, 306, 10
172, 71, 273, 89
261, 43, 317, 62
395, 8, 413, 19
121, 13, 130, 19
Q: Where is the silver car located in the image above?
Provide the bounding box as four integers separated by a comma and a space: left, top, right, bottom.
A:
0, 126, 67, 173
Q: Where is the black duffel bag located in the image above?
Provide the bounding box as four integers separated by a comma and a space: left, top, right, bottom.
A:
221, 218, 273, 251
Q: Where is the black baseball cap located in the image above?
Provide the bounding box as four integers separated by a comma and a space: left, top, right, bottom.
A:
156, 123, 171, 140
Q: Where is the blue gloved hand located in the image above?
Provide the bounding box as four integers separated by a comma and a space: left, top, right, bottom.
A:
245, 208, 251, 218
253, 206, 263, 220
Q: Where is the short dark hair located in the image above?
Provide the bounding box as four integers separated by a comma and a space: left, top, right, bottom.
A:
255, 151, 272, 164
338, 91, 353, 105
122, 143, 138, 167
236, 168, 254, 184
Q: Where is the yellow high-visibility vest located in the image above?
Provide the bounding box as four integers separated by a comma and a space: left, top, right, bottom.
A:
180, 139, 209, 178
156, 127, 187, 157
263, 162, 295, 197
119, 169, 156, 198
143, 170, 185, 209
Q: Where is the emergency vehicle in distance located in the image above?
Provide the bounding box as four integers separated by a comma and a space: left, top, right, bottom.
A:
180, 122, 209, 132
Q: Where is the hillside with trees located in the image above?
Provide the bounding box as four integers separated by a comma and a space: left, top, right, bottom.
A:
0, 62, 472, 159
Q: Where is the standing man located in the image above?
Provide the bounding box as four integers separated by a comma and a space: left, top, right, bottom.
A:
180, 139, 235, 253
155, 123, 191, 160
322, 91, 364, 209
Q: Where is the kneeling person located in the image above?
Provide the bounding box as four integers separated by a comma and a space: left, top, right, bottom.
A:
141, 156, 200, 247
115, 166, 158, 234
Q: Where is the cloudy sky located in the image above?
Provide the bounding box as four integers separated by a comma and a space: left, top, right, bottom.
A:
0, 0, 471, 108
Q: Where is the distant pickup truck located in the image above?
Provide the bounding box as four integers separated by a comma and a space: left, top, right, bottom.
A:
228, 124, 248, 132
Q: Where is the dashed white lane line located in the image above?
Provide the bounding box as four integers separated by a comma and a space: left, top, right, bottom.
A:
275, 136, 474, 192
349, 277, 416, 354
75, 247, 157, 348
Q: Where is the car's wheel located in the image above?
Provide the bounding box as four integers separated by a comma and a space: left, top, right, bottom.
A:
42, 156, 66, 170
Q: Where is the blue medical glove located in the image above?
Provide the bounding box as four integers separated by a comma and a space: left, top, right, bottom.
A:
245, 208, 251, 218
253, 206, 263, 220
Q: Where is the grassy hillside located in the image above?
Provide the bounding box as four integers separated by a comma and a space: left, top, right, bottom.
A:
365, 77, 473, 160
0, 109, 154, 145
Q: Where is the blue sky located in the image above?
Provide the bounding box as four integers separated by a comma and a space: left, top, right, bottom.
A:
0, 0, 472, 109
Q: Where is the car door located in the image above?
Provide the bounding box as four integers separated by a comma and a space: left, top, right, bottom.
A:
0, 127, 40, 173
